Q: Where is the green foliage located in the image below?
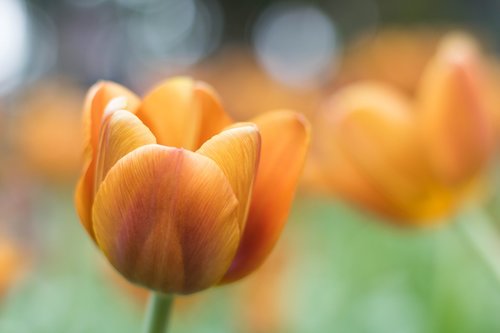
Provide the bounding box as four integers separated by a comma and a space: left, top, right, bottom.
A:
2, 191, 500, 332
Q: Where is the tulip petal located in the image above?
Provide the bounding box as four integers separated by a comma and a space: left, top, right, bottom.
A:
76, 82, 140, 239
418, 34, 495, 185
315, 129, 403, 219
197, 124, 261, 231
317, 83, 458, 222
94, 110, 156, 199
334, 85, 425, 198
222, 110, 310, 283
136, 77, 201, 150
194, 82, 233, 147
83, 81, 141, 160
93, 145, 240, 294
136, 78, 234, 150
325, 84, 424, 209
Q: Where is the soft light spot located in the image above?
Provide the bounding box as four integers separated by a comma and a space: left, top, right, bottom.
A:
253, 3, 339, 89
0, 0, 29, 95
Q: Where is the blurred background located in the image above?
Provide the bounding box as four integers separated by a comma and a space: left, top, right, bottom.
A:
2, 0, 500, 332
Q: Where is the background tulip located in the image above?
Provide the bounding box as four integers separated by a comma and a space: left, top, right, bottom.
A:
312, 33, 495, 224
418, 34, 496, 186
0, 237, 27, 298
314, 82, 459, 223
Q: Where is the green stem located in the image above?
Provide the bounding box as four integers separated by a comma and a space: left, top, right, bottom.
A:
429, 229, 446, 331
142, 292, 174, 333
456, 208, 500, 286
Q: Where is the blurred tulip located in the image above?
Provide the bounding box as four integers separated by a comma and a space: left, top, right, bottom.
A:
75, 77, 310, 294
485, 60, 500, 138
313, 33, 495, 224
0, 237, 26, 297
418, 34, 495, 186
10, 78, 84, 183
335, 27, 500, 145
314, 82, 459, 222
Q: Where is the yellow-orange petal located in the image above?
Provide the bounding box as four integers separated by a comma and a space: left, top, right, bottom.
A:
333, 84, 426, 201
92, 145, 240, 294
76, 82, 140, 238
222, 110, 310, 283
94, 110, 156, 202
136, 78, 234, 150
194, 82, 233, 147
316, 82, 460, 223
75, 175, 94, 239
136, 77, 201, 150
83, 81, 141, 161
315, 126, 404, 219
197, 124, 261, 231
318, 83, 428, 217
418, 34, 495, 185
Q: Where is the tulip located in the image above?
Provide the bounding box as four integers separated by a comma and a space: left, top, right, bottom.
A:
314, 33, 495, 224
315, 82, 458, 223
0, 237, 26, 297
75, 77, 310, 294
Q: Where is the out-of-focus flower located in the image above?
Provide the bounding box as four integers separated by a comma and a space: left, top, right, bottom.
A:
313, 33, 495, 224
485, 60, 500, 136
0, 236, 27, 297
332, 26, 500, 144
10, 78, 84, 183
417, 34, 495, 186
75, 77, 310, 294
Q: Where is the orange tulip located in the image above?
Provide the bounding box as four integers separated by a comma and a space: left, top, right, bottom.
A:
314, 33, 495, 224
75, 77, 310, 294
0, 237, 26, 297
418, 34, 495, 186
